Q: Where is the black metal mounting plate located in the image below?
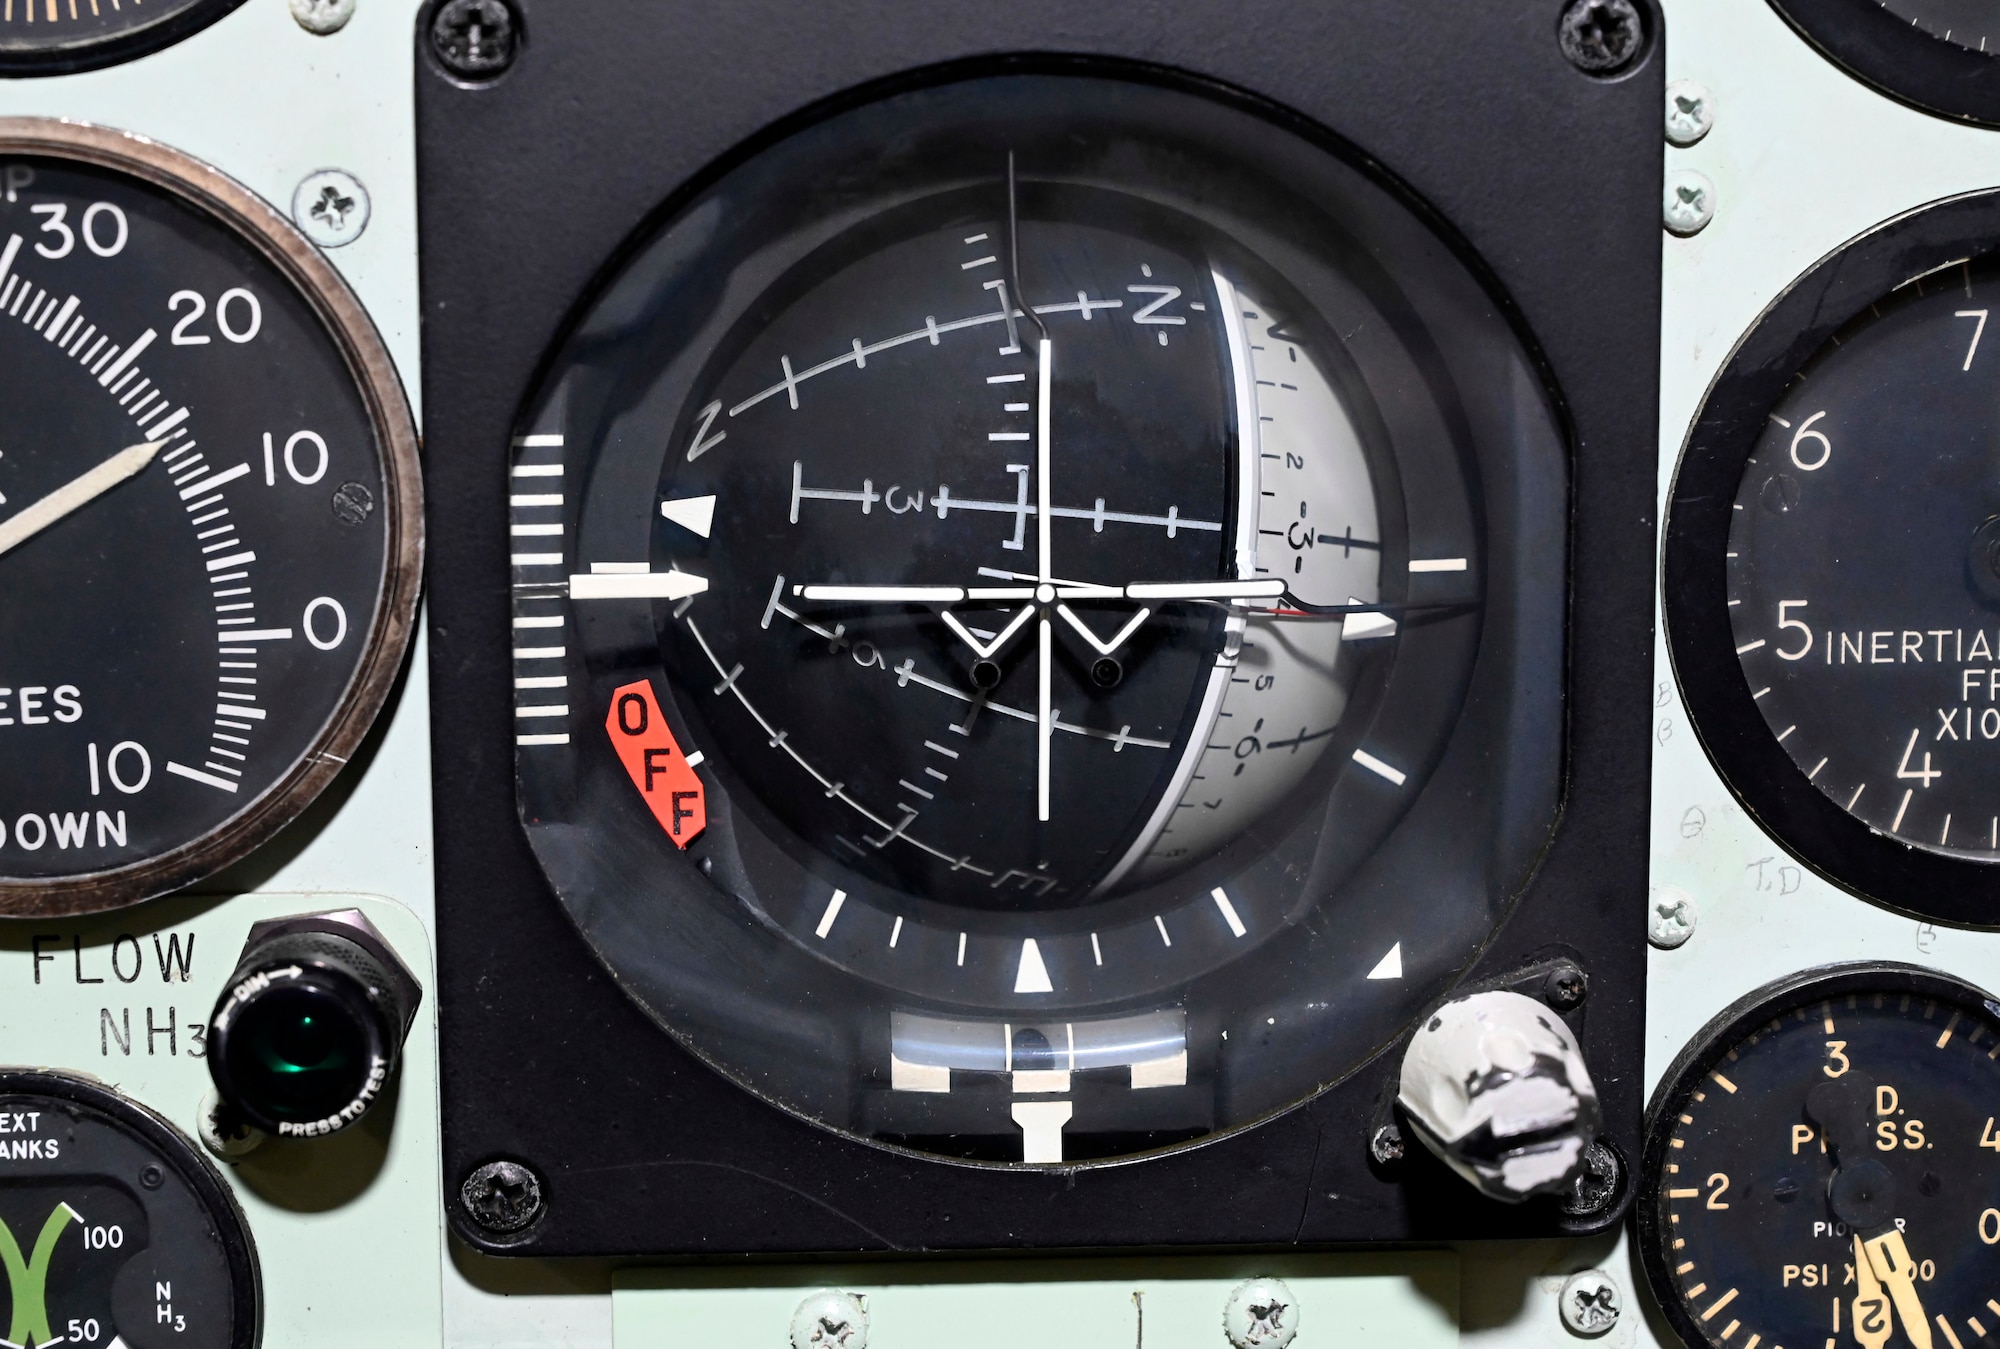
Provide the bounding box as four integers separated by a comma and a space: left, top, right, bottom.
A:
416, 0, 1662, 1257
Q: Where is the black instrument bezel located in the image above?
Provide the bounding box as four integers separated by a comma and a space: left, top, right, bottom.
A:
417, 1, 1664, 1256
1664, 189, 2000, 928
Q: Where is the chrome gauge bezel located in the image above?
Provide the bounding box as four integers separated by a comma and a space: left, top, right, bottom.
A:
1663, 189, 2000, 928
0, 119, 423, 917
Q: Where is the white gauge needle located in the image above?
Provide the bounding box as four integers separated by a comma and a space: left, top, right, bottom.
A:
1851, 1233, 1892, 1349
0, 442, 161, 560
1862, 1229, 1933, 1349
1036, 336, 1054, 823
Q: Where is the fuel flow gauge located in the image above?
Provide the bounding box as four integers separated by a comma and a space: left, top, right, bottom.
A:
1639, 964, 2000, 1349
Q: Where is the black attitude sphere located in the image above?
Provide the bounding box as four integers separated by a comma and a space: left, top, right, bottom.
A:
1728, 263, 2000, 860
1641, 966, 2000, 1349
0, 122, 420, 914
648, 190, 1383, 912
511, 73, 1567, 1164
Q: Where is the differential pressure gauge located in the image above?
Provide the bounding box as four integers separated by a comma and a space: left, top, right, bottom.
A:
1638, 964, 2000, 1349
0, 1069, 259, 1349
1667, 189, 2000, 924
0, 120, 422, 916
509, 72, 1567, 1166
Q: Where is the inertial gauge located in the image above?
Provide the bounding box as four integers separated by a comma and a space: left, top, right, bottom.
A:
1668, 190, 2000, 924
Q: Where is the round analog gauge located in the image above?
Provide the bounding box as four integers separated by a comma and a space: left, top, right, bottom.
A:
0, 0, 248, 76
0, 1069, 259, 1349
1667, 190, 2000, 924
1638, 964, 2000, 1349
1768, 0, 2000, 125
0, 120, 422, 916
511, 71, 1567, 1165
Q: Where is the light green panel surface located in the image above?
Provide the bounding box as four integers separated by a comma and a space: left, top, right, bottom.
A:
0, 892, 443, 1347
613, 1255, 1456, 1349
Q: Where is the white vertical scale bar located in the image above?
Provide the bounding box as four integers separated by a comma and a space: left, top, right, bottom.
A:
0, 235, 20, 296
1036, 337, 1054, 822
97, 328, 156, 388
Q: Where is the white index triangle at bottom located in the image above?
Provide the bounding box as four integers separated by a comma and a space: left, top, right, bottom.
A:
1014, 937, 1054, 993
1366, 942, 1403, 980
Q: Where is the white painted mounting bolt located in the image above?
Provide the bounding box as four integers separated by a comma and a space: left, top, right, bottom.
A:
1663, 169, 1716, 236
790, 1290, 869, 1349
292, 169, 371, 249
1664, 78, 1714, 146
1559, 1270, 1622, 1336
289, 0, 355, 34
1649, 885, 1698, 949
1223, 1277, 1299, 1349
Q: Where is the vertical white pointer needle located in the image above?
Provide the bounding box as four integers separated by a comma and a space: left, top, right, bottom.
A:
1036, 337, 1053, 822
0, 443, 162, 559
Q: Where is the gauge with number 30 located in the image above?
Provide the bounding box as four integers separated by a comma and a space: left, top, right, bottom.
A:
0, 119, 422, 915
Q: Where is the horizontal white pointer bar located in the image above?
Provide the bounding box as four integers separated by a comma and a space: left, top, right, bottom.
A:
794, 580, 1286, 603
568, 571, 709, 600
1127, 579, 1285, 600
217, 629, 293, 643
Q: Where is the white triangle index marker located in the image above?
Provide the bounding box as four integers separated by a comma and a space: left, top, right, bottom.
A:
1366, 942, 1403, 980
1014, 937, 1054, 994
659, 494, 717, 538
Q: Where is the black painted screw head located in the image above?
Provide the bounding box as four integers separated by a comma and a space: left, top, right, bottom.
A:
1556, 1140, 1623, 1218
1558, 0, 1644, 75
1545, 965, 1588, 1009
1370, 1123, 1406, 1165
431, 0, 520, 80
461, 1159, 544, 1234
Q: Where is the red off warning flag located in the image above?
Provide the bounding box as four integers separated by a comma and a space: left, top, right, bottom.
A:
605, 678, 706, 847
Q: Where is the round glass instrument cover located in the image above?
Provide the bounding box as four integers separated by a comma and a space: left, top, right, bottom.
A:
1640, 966, 2000, 1349
0, 1072, 259, 1349
0, 0, 249, 75
513, 72, 1566, 1164
0, 124, 420, 915
1727, 260, 2000, 861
